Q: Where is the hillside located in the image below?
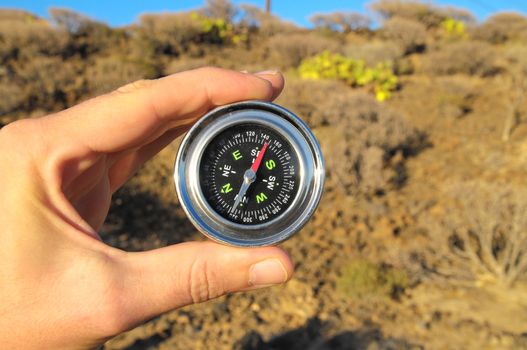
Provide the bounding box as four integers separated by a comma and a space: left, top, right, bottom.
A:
2, 1, 527, 349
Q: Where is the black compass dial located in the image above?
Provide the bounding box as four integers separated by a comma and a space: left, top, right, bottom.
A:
199, 123, 300, 225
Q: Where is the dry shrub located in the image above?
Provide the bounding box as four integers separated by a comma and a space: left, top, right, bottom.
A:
505, 45, 527, 74
0, 82, 24, 115
310, 11, 371, 32
360, 146, 386, 193
49, 8, 117, 57
344, 41, 403, 66
434, 78, 474, 118
423, 41, 498, 76
266, 33, 340, 68
397, 76, 476, 119
441, 182, 527, 286
0, 16, 67, 62
379, 17, 426, 54
277, 79, 422, 195
239, 4, 298, 36
318, 91, 420, 195
0, 9, 37, 21
504, 45, 527, 124
50, 7, 101, 34
473, 12, 527, 44
372, 0, 439, 24
85, 56, 158, 95
202, 0, 237, 21
136, 12, 202, 56
15, 56, 80, 111
371, 0, 474, 28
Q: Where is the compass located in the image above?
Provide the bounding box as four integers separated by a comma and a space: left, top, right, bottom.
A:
174, 101, 324, 247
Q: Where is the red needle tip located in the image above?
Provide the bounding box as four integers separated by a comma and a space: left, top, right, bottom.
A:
251, 142, 269, 173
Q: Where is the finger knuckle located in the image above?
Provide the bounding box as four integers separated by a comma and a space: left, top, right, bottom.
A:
114, 79, 154, 94
188, 258, 224, 304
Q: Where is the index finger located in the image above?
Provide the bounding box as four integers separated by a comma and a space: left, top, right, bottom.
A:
45, 67, 284, 154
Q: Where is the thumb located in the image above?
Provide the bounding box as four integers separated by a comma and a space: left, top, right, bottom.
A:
118, 241, 293, 327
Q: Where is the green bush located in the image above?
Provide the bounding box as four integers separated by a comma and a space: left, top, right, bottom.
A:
336, 259, 409, 298
191, 12, 247, 45
441, 17, 467, 39
298, 51, 398, 101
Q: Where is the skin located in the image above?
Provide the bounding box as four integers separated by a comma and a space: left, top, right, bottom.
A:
0, 68, 294, 349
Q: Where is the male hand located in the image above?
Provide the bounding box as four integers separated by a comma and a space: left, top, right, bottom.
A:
0, 68, 293, 349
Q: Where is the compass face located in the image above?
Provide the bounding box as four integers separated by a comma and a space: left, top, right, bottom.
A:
199, 123, 300, 225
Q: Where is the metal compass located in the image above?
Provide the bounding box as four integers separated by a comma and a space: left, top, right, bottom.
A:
174, 101, 324, 247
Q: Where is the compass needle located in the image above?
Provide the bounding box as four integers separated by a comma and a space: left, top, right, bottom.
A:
231, 142, 269, 212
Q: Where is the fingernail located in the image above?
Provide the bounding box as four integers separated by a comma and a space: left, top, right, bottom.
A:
240, 70, 249, 74
249, 258, 288, 287
256, 70, 280, 76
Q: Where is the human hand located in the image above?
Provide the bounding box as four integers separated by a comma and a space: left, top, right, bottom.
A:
0, 68, 293, 349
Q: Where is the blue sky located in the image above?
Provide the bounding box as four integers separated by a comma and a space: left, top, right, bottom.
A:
1, 0, 526, 27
